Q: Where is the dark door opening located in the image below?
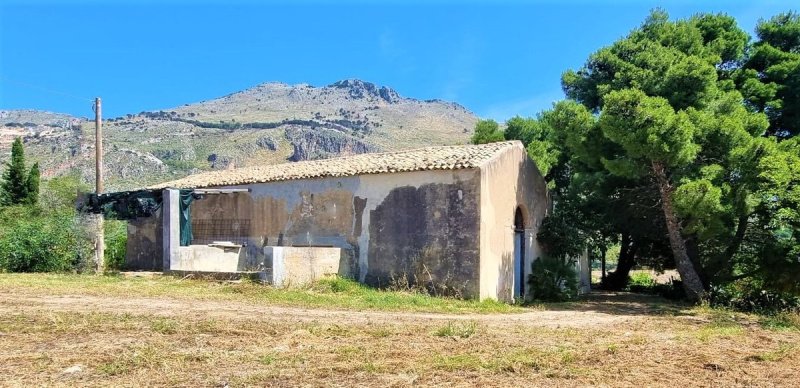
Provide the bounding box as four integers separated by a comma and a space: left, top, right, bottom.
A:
514, 207, 525, 298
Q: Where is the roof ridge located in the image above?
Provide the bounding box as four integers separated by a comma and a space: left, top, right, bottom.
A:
149, 140, 521, 190
277, 140, 517, 165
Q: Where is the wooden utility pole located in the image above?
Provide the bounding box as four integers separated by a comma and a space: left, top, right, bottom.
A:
94, 97, 105, 273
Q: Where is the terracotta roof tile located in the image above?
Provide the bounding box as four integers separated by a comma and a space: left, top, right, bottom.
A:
150, 141, 519, 189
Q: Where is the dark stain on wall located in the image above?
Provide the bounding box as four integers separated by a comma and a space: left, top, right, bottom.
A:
125, 208, 163, 270
352, 196, 367, 237
366, 175, 481, 298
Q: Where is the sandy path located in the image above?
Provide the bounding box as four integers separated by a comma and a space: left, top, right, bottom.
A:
0, 291, 669, 328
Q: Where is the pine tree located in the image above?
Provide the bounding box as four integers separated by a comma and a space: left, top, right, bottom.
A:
470, 119, 504, 144
0, 138, 30, 206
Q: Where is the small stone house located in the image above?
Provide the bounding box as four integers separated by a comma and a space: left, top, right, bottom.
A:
122, 141, 560, 302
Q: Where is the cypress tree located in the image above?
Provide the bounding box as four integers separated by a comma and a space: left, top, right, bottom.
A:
25, 162, 40, 205
0, 138, 30, 206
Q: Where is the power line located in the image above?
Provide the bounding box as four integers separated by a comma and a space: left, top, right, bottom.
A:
0, 76, 94, 104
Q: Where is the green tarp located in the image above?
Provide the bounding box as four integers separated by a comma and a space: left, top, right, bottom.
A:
179, 190, 197, 246
80, 190, 162, 220
82, 189, 199, 246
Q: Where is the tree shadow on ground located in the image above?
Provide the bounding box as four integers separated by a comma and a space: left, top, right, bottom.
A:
535, 290, 694, 317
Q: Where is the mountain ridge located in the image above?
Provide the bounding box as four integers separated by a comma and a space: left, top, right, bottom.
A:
0, 79, 478, 191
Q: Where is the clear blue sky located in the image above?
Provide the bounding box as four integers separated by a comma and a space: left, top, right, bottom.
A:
0, 0, 796, 121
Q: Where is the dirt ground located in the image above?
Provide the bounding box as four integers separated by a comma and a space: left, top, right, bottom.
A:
1, 285, 798, 387
0, 292, 638, 329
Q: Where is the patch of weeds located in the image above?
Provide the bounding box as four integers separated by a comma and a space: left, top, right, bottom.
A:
33, 353, 52, 371
284, 354, 307, 367
760, 312, 800, 331
708, 311, 744, 327
433, 321, 477, 339
432, 347, 577, 374
193, 319, 220, 334
545, 368, 579, 379
557, 347, 576, 364
306, 323, 353, 338
150, 317, 179, 335
335, 345, 365, 360
489, 350, 546, 373
692, 306, 750, 342
220, 284, 246, 295
310, 276, 362, 293
696, 324, 744, 342
433, 354, 483, 371
360, 361, 383, 373
129, 344, 165, 368
367, 327, 394, 338
233, 371, 281, 385
179, 351, 211, 363
747, 344, 796, 362
606, 343, 619, 354
627, 335, 648, 345
99, 344, 163, 376
98, 360, 130, 376
258, 352, 277, 365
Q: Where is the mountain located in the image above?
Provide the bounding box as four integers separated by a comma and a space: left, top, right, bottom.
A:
0, 80, 478, 191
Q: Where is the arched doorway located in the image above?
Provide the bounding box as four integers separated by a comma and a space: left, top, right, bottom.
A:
514, 207, 525, 299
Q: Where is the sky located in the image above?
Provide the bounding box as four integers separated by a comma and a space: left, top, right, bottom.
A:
0, 0, 797, 121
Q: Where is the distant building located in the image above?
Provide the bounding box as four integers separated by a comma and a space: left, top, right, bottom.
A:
118, 141, 568, 302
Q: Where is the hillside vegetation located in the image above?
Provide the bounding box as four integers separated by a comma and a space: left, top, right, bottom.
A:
0, 80, 477, 191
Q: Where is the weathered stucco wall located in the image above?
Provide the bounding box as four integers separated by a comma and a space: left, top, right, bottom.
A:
124, 142, 550, 301
186, 169, 482, 297
125, 208, 163, 270
479, 142, 550, 302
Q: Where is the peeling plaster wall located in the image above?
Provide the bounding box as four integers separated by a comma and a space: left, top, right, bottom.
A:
479, 142, 550, 302
186, 169, 482, 297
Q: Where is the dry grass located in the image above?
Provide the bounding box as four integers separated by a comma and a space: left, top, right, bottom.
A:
0, 273, 518, 314
0, 274, 798, 386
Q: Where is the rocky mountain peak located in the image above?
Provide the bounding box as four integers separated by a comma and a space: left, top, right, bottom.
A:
329, 79, 401, 104
3, 78, 478, 191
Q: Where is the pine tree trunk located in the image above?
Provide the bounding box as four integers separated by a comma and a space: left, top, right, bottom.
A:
602, 234, 636, 290
651, 161, 706, 302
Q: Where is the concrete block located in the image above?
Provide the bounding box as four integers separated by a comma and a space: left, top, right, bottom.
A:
172, 244, 245, 272
264, 246, 341, 287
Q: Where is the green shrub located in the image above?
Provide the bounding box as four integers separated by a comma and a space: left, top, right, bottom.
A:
0, 175, 94, 273
527, 256, 578, 302
708, 281, 800, 314
629, 272, 656, 287
627, 272, 656, 293
0, 207, 91, 272
104, 220, 128, 271
623, 272, 686, 300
